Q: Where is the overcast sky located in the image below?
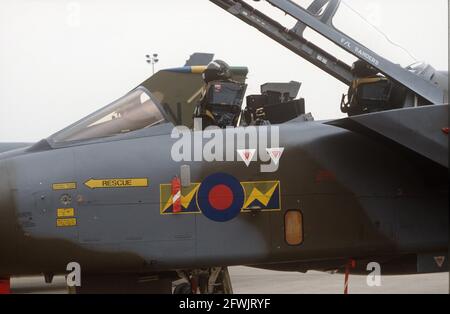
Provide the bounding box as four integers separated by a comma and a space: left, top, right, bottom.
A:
0, 0, 448, 142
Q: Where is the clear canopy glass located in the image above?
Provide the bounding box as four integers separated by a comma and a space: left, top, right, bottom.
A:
51, 88, 168, 143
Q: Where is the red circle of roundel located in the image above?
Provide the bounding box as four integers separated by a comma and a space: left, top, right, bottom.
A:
208, 184, 234, 211
197, 173, 245, 222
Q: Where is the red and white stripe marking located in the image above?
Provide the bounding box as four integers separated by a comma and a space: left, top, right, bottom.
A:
172, 177, 182, 213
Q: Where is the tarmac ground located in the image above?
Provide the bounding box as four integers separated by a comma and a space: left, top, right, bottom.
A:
10, 266, 449, 294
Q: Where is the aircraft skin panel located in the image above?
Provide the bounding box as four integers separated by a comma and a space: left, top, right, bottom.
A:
0, 121, 447, 276
0, 143, 31, 154
328, 105, 449, 168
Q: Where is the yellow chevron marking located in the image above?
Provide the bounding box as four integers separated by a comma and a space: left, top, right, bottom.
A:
243, 183, 278, 209
162, 195, 173, 212
161, 184, 200, 212
181, 186, 200, 209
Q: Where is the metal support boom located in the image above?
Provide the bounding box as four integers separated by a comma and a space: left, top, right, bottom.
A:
211, 0, 446, 105
265, 0, 445, 104
210, 0, 354, 85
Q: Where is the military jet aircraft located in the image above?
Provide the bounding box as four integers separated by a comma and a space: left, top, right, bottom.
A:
0, 0, 448, 294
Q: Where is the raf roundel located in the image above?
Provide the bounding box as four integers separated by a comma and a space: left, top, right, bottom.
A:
197, 173, 245, 222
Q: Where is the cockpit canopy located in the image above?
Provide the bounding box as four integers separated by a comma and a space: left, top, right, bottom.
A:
50, 87, 168, 143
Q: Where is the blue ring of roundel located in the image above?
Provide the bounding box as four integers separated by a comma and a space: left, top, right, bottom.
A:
197, 173, 245, 222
